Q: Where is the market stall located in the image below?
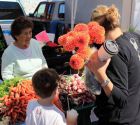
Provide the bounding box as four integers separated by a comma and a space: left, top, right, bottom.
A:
0, 74, 95, 125
0, 20, 105, 125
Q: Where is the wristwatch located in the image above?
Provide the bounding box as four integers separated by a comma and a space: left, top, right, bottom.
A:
101, 79, 110, 87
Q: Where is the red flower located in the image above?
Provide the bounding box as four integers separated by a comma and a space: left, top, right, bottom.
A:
88, 21, 105, 44
93, 33, 105, 44
68, 31, 78, 37
74, 23, 89, 32
63, 36, 75, 51
88, 21, 99, 30
75, 32, 90, 50
58, 21, 105, 70
58, 34, 67, 46
77, 47, 92, 60
69, 54, 84, 70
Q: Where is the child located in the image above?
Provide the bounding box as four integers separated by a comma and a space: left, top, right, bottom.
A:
25, 68, 78, 125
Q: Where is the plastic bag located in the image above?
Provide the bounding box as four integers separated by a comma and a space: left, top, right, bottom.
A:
84, 67, 101, 95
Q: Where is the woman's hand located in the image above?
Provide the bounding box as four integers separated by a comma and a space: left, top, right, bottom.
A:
87, 51, 114, 96
86, 51, 111, 82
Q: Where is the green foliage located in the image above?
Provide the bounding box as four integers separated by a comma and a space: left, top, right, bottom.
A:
0, 77, 23, 98
128, 25, 137, 32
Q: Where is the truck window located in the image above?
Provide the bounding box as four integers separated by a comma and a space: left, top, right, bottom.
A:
46, 3, 55, 20
0, 1, 24, 20
33, 3, 54, 20
58, 3, 65, 19
34, 3, 46, 18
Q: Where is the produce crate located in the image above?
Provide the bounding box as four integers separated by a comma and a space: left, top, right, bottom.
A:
59, 93, 95, 125
58, 74, 96, 125
42, 45, 72, 75
76, 103, 95, 125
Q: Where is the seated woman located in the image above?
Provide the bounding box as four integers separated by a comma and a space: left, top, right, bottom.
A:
1, 16, 48, 80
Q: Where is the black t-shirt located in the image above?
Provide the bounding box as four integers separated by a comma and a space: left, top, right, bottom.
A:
94, 32, 140, 125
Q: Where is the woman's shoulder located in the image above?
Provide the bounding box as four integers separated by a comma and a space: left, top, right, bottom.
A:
30, 38, 40, 46
30, 38, 42, 50
115, 32, 134, 49
2, 43, 15, 56
115, 32, 140, 64
122, 32, 140, 42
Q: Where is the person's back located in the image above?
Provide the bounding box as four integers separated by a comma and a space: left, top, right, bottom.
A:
88, 5, 140, 125
25, 68, 78, 125
26, 100, 66, 125
115, 32, 140, 124
25, 68, 67, 125
94, 32, 140, 125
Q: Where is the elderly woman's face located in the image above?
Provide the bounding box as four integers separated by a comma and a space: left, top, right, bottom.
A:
15, 28, 32, 48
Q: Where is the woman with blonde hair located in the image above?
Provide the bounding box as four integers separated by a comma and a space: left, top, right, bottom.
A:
87, 5, 140, 125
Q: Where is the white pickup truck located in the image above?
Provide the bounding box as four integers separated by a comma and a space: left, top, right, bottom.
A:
0, 0, 26, 46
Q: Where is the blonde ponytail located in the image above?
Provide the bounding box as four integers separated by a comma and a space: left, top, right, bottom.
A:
106, 5, 120, 25
91, 4, 120, 33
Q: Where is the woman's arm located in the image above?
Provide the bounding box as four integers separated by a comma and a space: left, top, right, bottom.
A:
40, 50, 48, 68
87, 52, 128, 108
1, 51, 15, 80
36, 40, 48, 68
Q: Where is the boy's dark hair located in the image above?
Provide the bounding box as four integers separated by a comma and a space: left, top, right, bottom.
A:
11, 16, 33, 40
32, 68, 60, 98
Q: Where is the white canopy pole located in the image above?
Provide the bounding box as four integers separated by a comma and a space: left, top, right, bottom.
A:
71, 0, 78, 30
73, 0, 78, 25
71, 0, 74, 30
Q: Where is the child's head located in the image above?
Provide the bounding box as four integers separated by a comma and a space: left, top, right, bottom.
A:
32, 68, 60, 98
